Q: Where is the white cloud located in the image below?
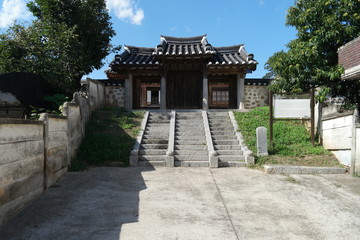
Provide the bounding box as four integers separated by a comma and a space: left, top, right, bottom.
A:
106, 0, 144, 25
259, 0, 265, 6
0, 0, 31, 28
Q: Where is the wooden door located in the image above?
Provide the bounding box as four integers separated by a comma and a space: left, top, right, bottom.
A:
167, 70, 202, 109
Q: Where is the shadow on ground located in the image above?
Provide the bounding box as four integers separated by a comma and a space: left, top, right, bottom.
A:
0, 167, 154, 240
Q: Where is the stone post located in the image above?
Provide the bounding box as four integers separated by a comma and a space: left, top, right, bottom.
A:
160, 76, 166, 110
237, 73, 245, 109
256, 127, 268, 156
351, 109, 359, 175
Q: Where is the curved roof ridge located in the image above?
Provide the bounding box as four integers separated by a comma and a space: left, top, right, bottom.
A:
160, 35, 207, 43
124, 45, 155, 54
214, 44, 244, 52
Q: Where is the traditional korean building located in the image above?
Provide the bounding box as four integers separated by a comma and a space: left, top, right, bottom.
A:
106, 35, 259, 110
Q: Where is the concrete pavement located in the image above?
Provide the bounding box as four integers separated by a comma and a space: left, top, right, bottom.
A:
0, 167, 360, 240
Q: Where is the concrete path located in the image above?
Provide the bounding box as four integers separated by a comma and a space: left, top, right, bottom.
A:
1, 167, 360, 240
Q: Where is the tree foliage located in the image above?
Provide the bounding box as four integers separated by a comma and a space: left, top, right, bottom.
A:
0, 0, 116, 94
266, 0, 360, 106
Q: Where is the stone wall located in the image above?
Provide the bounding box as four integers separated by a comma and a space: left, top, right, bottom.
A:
105, 86, 125, 108
0, 78, 105, 224
244, 85, 269, 109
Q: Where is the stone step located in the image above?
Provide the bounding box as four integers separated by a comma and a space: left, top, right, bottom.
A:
139, 155, 168, 161
175, 161, 209, 167
139, 149, 167, 155
211, 135, 238, 141
214, 145, 241, 150
209, 123, 231, 128
210, 127, 234, 131
213, 140, 239, 145
176, 115, 203, 121
138, 160, 166, 167
142, 139, 168, 144
176, 118, 202, 122
148, 115, 170, 120
175, 131, 205, 136
143, 135, 169, 140
211, 131, 235, 136
147, 123, 170, 128
208, 119, 232, 124
174, 150, 208, 155
208, 113, 229, 117
218, 161, 246, 168
145, 128, 170, 133
216, 150, 243, 155
218, 155, 245, 161
175, 127, 204, 132
175, 155, 208, 161
175, 136, 205, 141
148, 120, 170, 124
175, 145, 208, 150
175, 140, 207, 145
140, 144, 168, 149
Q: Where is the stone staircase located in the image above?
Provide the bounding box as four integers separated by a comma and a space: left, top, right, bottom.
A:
138, 112, 171, 167
208, 112, 246, 167
174, 112, 209, 167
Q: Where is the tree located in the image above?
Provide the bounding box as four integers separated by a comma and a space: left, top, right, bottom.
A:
0, 0, 116, 94
266, 0, 360, 108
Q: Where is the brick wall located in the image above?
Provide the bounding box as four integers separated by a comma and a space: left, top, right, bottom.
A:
338, 36, 360, 70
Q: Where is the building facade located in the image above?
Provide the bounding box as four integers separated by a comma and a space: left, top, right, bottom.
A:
106, 35, 259, 110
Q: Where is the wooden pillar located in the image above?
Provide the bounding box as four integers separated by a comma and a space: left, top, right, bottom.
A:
202, 67, 209, 110
125, 74, 133, 110
160, 76, 166, 110
237, 73, 245, 109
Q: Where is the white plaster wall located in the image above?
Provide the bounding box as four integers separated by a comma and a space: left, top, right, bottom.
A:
322, 115, 353, 150
356, 127, 360, 173
0, 80, 106, 224
332, 150, 352, 166
0, 121, 44, 224
89, 80, 98, 111
46, 116, 68, 188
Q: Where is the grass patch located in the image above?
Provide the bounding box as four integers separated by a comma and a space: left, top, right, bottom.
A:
234, 107, 343, 168
69, 108, 144, 171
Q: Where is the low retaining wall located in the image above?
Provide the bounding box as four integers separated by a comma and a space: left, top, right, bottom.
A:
322, 113, 353, 166
0, 78, 104, 224
320, 105, 360, 174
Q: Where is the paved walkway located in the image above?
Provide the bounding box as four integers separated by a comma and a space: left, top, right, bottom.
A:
1, 167, 360, 240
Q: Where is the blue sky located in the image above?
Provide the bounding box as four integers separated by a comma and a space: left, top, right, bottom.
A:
0, 0, 297, 79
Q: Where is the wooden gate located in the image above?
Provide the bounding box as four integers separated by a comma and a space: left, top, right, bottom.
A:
166, 70, 202, 109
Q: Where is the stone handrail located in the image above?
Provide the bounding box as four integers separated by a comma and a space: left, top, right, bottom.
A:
228, 111, 255, 165
166, 110, 176, 167
129, 111, 149, 166
202, 111, 218, 168
166, 110, 176, 157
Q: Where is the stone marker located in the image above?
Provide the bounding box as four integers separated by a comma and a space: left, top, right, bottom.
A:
256, 126, 268, 156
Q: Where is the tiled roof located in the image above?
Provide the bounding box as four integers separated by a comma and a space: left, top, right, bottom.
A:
155, 35, 215, 56
245, 78, 271, 86
208, 45, 257, 66
110, 46, 159, 66
94, 78, 125, 86
107, 35, 257, 71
